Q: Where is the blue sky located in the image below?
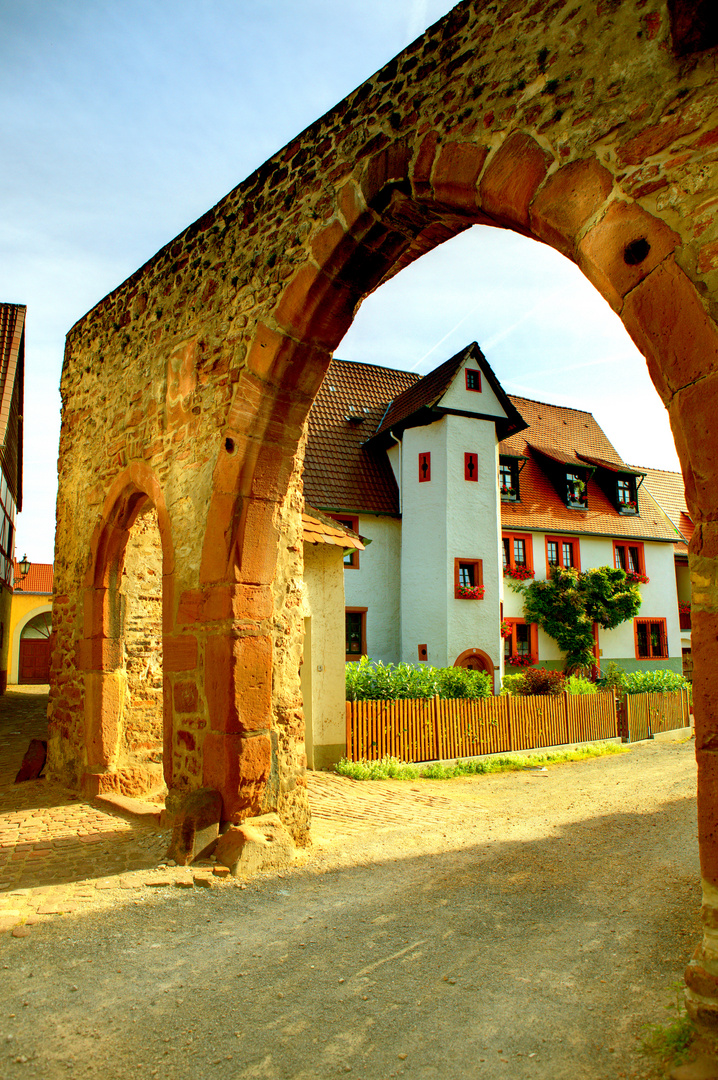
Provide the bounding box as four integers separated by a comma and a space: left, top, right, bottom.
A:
0, 0, 680, 564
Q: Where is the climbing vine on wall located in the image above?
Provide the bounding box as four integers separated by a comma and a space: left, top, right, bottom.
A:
522, 567, 642, 673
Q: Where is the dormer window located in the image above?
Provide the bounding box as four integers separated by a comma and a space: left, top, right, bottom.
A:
617, 477, 638, 514
499, 458, 519, 501
566, 471, 588, 509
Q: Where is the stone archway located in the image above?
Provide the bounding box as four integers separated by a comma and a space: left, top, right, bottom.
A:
49, 0, 718, 1021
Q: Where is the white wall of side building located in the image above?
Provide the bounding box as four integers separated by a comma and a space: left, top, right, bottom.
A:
342, 514, 402, 665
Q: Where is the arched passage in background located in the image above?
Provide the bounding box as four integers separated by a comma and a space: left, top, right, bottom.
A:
13, 605, 52, 684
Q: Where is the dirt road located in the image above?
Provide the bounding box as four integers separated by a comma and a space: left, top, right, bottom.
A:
0, 736, 700, 1079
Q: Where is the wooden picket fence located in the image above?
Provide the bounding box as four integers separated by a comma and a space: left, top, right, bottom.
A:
345, 689, 692, 764
617, 688, 691, 743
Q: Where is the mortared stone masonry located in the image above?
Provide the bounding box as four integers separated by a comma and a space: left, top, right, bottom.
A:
48, 0, 718, 1021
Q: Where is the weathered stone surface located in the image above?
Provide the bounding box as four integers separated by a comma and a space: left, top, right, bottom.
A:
15, 739, 47, 783
214, 813, 295, 878
165, 788, 222, 866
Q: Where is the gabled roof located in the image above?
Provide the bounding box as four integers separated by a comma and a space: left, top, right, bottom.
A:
500, 396, 679, 542
637, 467, 694, 552
0, 304, 25, 510
302, 505, 364, 550
372, 342, 526, 443
13, 560, 53, 594
303, 359, 416, 515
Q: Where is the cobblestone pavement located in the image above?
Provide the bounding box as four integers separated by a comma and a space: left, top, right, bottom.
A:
0, 689, 470, 937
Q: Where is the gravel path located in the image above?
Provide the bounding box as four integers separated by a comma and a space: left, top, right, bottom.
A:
0, 734, 701, 1080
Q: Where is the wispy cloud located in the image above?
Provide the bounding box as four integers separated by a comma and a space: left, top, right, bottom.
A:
407, 0, 429, 40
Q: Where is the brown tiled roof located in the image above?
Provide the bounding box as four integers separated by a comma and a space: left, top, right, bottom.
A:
500, 396, 679, 542
373, 342, 526, 442
0, 304, 25, 510
304, 359, 416, 515
637, 467, 694, 553
13, 560, 53, 594
302, 505, 364, 550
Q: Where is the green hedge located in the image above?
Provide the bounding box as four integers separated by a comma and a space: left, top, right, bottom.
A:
346, 657, 491, 702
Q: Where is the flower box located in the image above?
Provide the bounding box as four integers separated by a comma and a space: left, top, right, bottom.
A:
500, 485, 518, 502
619, 501, 638, 515
499, 621, 513, 639
456, 585, 485, 599
507, 653, 535, 668
503, 565, 534, 583
626, 571, 649, 585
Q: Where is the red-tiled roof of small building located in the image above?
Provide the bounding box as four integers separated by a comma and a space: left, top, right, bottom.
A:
500, 396, 679, 542
13, 561, 53, 594
373, 342, 525, 442
304, 358, 416, 515
637, 467, 694, 553
302, 505, 364, 549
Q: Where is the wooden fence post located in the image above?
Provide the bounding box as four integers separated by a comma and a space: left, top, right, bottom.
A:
433, 695, 444, 761
563, 690, 570, 745
346, 701, 353, 761
506, 693, 513, 752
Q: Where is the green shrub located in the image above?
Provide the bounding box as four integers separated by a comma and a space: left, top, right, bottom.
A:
622, 669, 689, 695
499, 673, 527, 696
565, 674, 597, 695
595, 661, 626, 691
345, 657, 490, 702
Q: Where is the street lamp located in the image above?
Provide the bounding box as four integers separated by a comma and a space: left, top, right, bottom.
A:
16, 554, 30, 589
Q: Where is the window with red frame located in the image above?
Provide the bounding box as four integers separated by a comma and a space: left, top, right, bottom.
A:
614, 540, 644, 575
418, 453, 431, 482
329, 514, 360, 569
502, 533, 533, 572
503, 620, 537, 667
465, 369, 481, 392
346, 608, 367, 661
634, 618, 668, 659
454, 558, 483, 598
546, 535, 580, 571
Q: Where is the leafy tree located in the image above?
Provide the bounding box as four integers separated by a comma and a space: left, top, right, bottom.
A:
522, 566, 642, 673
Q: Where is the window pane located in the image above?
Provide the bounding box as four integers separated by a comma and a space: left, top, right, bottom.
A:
615, 546, 626, 570
346, 613, 363, 655
650, 622, 662, 656
637, 623, 649, 657
502, 538, 510, 567
628, 547, 640, 573
514, 539, 526, 566
547, 541, 558, 566
459, 563, 474, 587
617, 479, 631, 504
516, 624, 530, 655
562, 542, 574, 568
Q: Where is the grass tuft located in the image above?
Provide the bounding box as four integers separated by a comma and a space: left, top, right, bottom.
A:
334, 741, 627, 781
641, 983, 696, 1067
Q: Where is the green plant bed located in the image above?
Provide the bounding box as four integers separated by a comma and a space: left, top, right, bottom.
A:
346, 656, 491, 702
334, 742, 627, 781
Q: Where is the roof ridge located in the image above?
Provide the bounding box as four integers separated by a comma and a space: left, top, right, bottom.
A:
330, 357, 419, 379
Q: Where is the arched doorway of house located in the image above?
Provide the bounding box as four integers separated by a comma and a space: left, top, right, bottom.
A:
18, 609, 52, 684
454, 648, 495, 692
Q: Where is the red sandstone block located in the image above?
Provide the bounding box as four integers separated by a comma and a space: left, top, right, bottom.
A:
173, 681, 199, 714
479, 132, 553, 233
695, 743, 718, 885
578, 202, 681, 313
231, 584, 273, 623
76, 638, 122, 672
176, 587, 233, 626
177, 729, 196, 752
82, 588, 111, 639
203, 731, 272, 822
311, 219, 359, 279
431, 141, 489, 213
273, 264, 356, 348
668, 375, 718, 521
698, 240, 718, 274
232, 635, 273, 733
337, 180, 367, 231
83, 671, 122, 770
251, 440, 296, 502
236, 499, 280, 586
205, 635, 239, 733
361, 140, 411, 207
528, 156, 613, 258
163, 636, 198, 673
617, 106, 704, 168
245, 325, 332, 398
411, 131, 439, 200
198, 493, 236, 584
622, 257, 718, 399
